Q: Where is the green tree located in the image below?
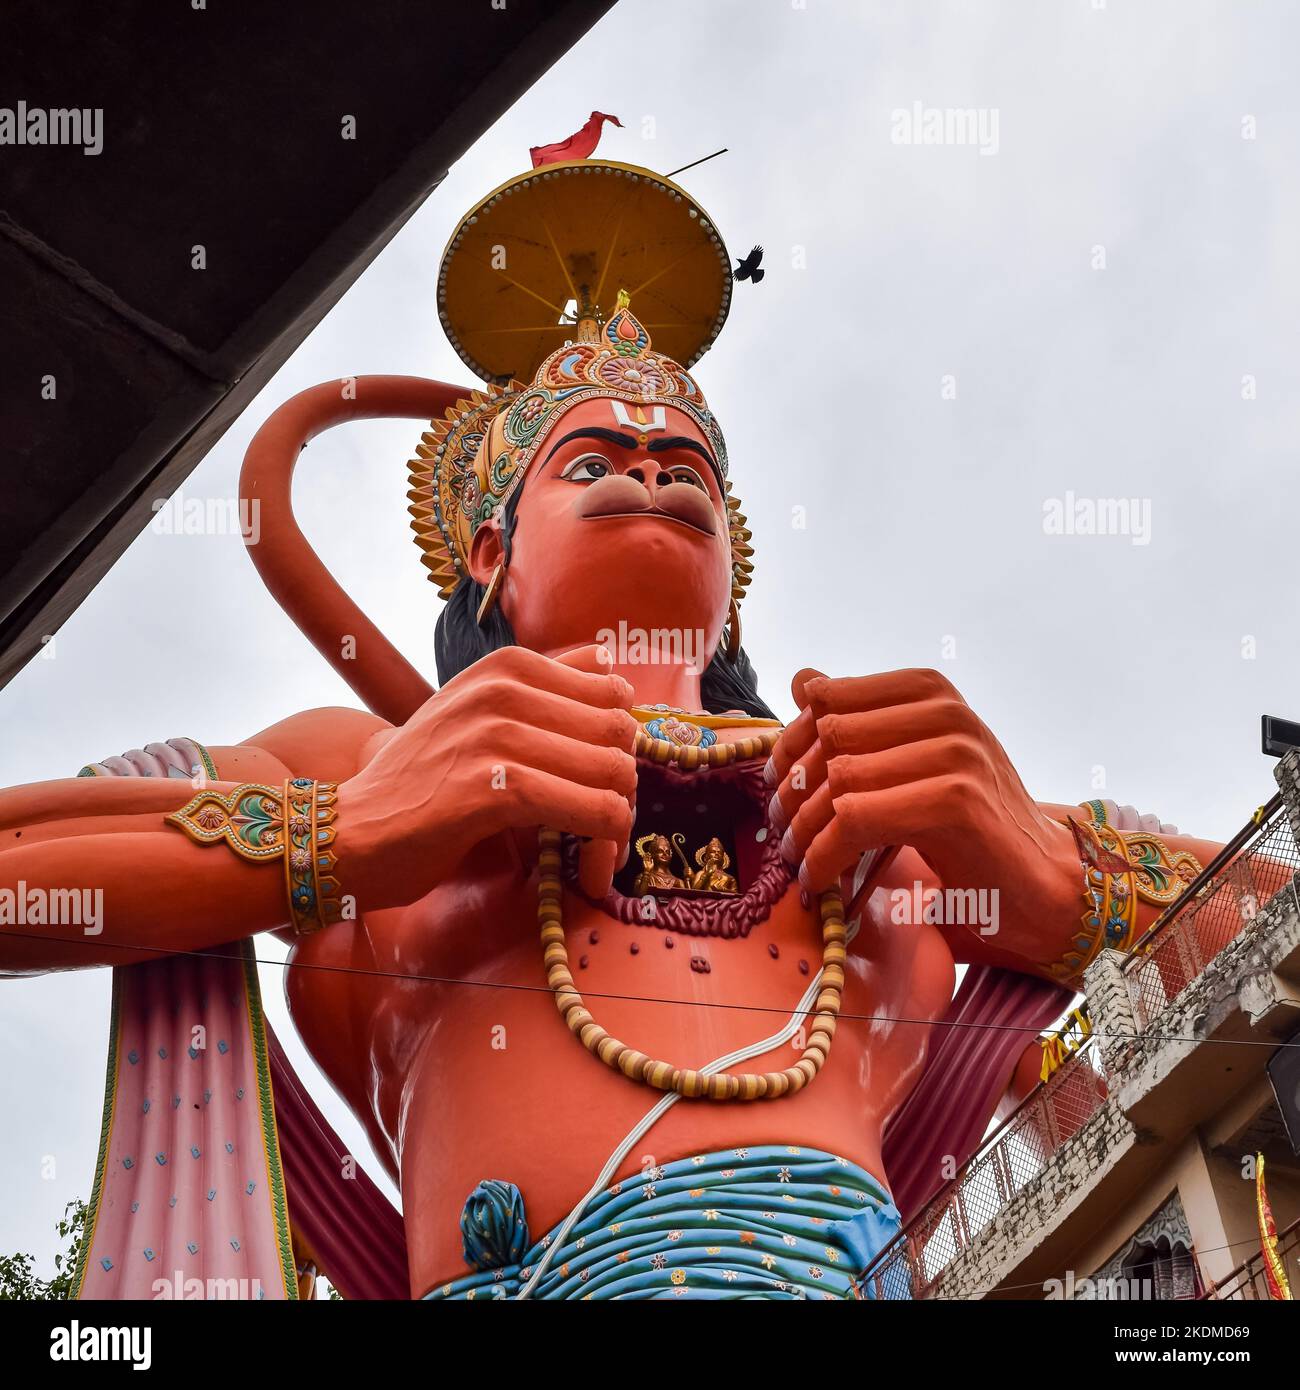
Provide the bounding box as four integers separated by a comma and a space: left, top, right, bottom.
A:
0, 1199, 86, 1300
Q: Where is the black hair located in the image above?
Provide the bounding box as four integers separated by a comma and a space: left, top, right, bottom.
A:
433, 485, 778, 720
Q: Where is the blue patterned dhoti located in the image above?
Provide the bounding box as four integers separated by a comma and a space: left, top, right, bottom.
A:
426, 1145, 902, 1301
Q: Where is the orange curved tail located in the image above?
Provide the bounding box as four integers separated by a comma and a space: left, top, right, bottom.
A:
239, 376, 470, 725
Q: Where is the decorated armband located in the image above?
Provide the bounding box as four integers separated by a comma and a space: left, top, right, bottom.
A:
165, 778, 343, 935
1111, 829, 1203, 907
1046, 801, 1203, 986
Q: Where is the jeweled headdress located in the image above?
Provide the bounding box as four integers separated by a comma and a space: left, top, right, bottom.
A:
407, 292, 754, 605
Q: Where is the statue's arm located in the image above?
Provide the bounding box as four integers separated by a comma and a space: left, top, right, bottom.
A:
1, 646, 641, 977
0, 771, 295, 976
942, 803, 1224, 981
0, 706, 390, 978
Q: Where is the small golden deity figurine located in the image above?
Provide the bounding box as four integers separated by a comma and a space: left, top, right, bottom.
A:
633, 834, 687, 894
690, 837, 738, 894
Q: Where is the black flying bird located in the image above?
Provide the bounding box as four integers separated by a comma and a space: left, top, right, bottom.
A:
733, 245, 765, 283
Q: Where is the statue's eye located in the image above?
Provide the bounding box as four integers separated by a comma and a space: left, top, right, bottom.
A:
669, 465, 706, 491
560, 453, 612, 482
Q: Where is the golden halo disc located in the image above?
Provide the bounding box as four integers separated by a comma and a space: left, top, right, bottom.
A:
436, 160, 733, 384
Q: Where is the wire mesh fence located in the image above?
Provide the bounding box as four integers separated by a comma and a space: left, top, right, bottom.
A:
1125, 802, 1300, 1031
862, 1040, 1108, 1299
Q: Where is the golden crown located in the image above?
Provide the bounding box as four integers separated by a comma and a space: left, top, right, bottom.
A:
407, 293, 754, 604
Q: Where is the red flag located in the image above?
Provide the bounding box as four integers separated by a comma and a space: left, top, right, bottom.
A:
530, 111, 623, 168
1256, 1154, 1293, 1300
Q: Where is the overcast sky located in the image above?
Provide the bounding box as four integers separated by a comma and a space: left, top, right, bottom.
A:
4, 0, 1300, 1273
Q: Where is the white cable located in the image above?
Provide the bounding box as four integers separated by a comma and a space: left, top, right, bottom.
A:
515, 915, 860, 1299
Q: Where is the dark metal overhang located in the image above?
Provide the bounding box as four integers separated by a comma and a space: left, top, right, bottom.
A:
0, 0, 614, 690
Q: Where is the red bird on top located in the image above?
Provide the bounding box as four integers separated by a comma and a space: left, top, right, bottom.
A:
530, 111, 623, 168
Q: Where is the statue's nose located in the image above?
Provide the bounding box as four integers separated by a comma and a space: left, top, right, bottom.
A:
626, 464, 676, 500
647, 475, 719, 535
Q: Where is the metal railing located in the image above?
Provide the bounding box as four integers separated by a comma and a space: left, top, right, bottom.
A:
861, 1038, 1108, 1299
1124, 797, 1299, 1031
860, 792, 1300, 1300
1202, 1217, 1300, 1300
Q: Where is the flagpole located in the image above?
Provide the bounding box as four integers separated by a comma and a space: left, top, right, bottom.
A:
665, 148, 728, 179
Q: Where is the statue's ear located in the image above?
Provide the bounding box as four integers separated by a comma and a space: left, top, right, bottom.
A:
466, 516, 506, 586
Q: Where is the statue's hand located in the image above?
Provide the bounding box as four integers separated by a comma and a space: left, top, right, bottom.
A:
338, 645, 637, 909
766, 668, 1079, 959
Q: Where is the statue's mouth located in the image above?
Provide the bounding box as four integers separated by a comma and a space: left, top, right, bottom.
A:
581, 506, 716, 537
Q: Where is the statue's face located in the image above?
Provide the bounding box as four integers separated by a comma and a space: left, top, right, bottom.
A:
652, 835, 672, 864
468, 398, 733, 660
704, 840, 723, 866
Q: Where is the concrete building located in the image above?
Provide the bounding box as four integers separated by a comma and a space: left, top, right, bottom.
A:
864, 752, 1300, 1301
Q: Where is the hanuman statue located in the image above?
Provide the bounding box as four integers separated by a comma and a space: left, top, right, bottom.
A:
0, 155, 1219, 1302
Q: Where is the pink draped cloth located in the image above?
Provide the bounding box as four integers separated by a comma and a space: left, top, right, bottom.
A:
882, 964, 1071, 1222
74, 739, 408, 1300
267, 1028, 409, 1299
76, 947, 297, 1300
74, 950, 411, 1300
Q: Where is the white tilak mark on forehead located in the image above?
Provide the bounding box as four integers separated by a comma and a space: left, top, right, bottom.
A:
610, 402, 667, 432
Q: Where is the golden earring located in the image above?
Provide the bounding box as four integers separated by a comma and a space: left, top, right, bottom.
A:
725, 597, 742, 661
477, 564, 505, 626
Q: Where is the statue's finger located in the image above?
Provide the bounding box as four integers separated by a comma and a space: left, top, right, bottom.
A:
780, 782, 832, 867
578, 837, 620, 900
790, 667, 828, 712
764, 705, 815, 787
771, 737, 827, 831
804, 668, 959, 721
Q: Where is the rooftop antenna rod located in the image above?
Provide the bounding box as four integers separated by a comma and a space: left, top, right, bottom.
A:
665, 147, 728, 179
